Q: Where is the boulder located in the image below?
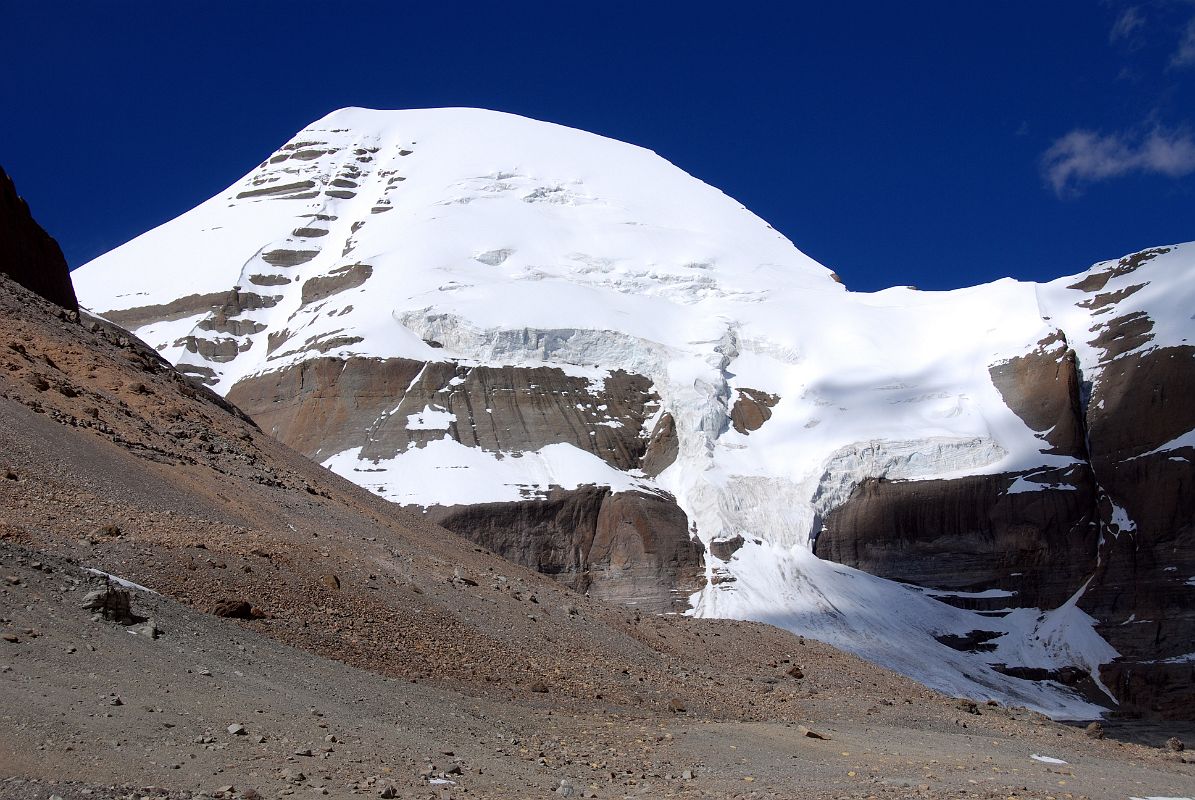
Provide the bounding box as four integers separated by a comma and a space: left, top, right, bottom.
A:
80, 586, 134, 622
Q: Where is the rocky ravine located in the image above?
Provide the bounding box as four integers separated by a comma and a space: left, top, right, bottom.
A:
72, 107, 1195, 719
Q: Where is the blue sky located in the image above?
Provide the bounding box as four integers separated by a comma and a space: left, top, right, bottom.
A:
2, 1, 1192, 291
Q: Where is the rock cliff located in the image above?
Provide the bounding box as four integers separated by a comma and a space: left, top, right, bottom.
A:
224, 354, 701, 607
424, 487, 704, 613
0, 166, 77, 311
817, 248, 1195, 718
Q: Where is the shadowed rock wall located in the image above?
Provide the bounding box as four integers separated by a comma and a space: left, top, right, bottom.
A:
0, 166, 77, 311
815, 249, 1195, 719
423, 487, 705, 613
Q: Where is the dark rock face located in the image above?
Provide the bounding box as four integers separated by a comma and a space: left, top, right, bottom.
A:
817, 332, 1100, 610
249, 273, 292, 287
424, 487, 705, 613
988, 331, 1087, 459
103, 290, 231, 331
709, 535, 745, 562
228, 356, 661, 469
0, 167, 77, 311
300, 262, 372, 307
263, 248, 320, 267
163, 287, 283, 363
1080, 360, 1195, 716
1074, 249, 1195, 718
1101, 661, 1195, 722
235, 179, 318, 200
730, 388, 779, 435
640, 412, 679, 476
817, 247, 1195, 718
817, 471, 1099, 610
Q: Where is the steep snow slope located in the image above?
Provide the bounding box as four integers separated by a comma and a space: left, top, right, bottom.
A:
73, 107, 1195, 718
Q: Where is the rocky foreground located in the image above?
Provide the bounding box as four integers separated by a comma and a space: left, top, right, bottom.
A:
2, 536, 1193, 800
0, 255, 1192, 796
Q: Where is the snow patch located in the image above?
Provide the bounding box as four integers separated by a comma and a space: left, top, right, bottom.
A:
1132, 428, 1195, 459
405, 405, 456, 430
1030, 754, 1068, 765
84, 568, 155, 594
923, 587, 1016, 600
321, 438, 653, 507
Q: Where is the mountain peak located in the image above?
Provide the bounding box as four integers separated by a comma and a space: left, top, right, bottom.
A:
71, 111, 1195, 720
74, 107, 840, 388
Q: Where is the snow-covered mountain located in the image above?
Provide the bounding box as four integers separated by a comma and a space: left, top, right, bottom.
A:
73, 107, 1195, 719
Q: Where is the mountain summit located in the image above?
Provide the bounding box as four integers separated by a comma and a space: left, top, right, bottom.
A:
73, 108, 1195, 719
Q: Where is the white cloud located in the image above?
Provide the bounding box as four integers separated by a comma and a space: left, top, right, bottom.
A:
1041, 127, 1195, 195
1110, 6, 1145, 43
1173, 16, 1195, 66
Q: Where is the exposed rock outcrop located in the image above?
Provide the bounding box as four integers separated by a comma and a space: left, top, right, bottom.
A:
709, 535, 745, 562
1039, 248, 1195, 717
300, 262, 372, 307
988, 331, 1087, 459
1078, 279, 1195, 715
730, 388, 779, 435
227, 355, 692, 606
640, 412, 679, 476
817, 331, 1100, 609
817, 470, 1099, 610
0, 166, 77, 311
228, 356, 660, 469
1101, 661, 1195, 721
423, 487, 705, 613
816, 248, 1195, 718
101, 291, 226, 331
